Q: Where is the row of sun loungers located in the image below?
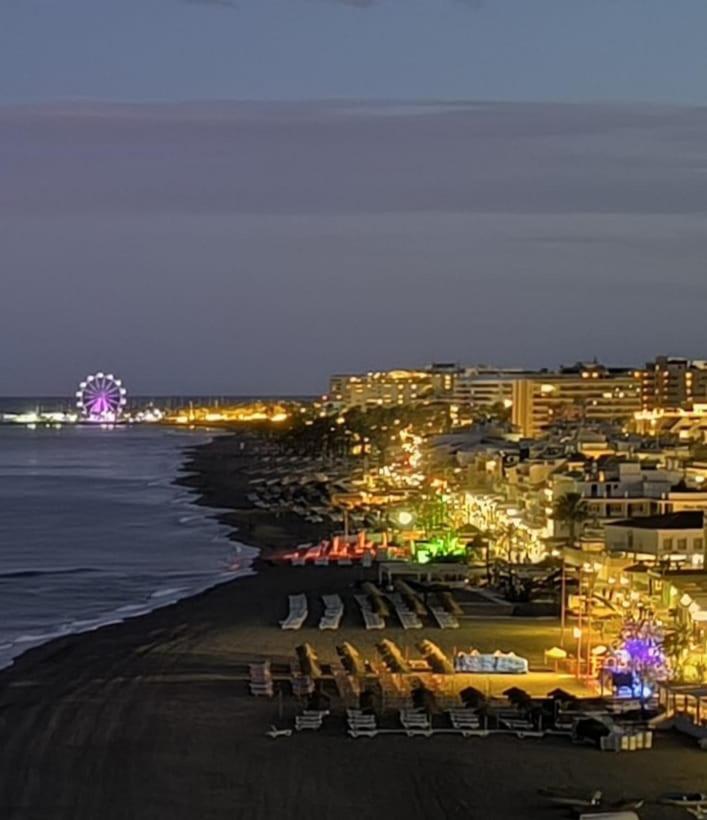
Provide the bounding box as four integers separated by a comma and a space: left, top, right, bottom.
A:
281, 587, 461, 632
319, 594, 344, 630
354, 594, 385, 630
346, 708, 483, 738
280, 594, 308, 630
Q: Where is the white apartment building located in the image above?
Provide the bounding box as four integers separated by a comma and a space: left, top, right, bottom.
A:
604, 512, 705, 563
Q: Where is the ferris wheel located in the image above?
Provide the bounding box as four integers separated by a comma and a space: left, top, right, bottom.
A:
76, 372, 127, 421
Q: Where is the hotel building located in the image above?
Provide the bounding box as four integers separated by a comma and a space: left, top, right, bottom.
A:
511, 362, 642, 437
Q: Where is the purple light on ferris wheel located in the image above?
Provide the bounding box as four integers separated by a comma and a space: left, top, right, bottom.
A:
76, 372, 127, 421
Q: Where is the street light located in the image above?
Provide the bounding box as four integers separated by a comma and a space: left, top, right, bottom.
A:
397, 510, 414, 527
573, 626, 583, 678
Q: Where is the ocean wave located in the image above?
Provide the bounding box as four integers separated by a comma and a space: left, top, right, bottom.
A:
150, 586, 187, 599
0, 567, 99, 580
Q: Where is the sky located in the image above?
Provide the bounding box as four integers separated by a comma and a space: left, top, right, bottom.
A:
2, 2, 707, 395
3, 0, 707, 104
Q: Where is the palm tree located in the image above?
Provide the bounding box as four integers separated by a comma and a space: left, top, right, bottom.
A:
553, 492, 588, 547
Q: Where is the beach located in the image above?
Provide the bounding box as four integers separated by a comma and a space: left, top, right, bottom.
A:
1, 435, 706, 820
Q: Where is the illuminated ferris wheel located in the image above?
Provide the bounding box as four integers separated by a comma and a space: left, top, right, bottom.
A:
76, 373, 127, 421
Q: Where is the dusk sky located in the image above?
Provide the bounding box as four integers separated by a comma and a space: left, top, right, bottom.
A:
2, 2, 707, 395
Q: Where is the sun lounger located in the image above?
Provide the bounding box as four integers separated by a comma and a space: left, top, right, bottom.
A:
295, 713, 325, 731
397, 611, 423, 629
430, 606, 459, 629
266, 725, 292, 738
347, 708, 378, 736
400, 709, 431, 730
280, 594, 308, 630
387, 592, 423, 629
500, 717, 535, 732
319, 594, 344, 630
354, 594, 385, 630
448, 710, 480, 730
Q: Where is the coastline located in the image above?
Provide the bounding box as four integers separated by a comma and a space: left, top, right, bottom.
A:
0, 429, 256, 672
1, 434, 707, 819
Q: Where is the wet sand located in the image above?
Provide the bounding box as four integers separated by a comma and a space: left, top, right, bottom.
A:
1, 436, 706, 820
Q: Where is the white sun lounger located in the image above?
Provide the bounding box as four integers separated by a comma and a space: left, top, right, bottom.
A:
354, 594, 385, 630
280, 594, 308, 630
266, 725, 293, 738
387, 592, 423, 629
430, 606, 459, 629
319, 594, 344, 630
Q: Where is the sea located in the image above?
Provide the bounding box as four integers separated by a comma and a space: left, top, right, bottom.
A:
0, 416, 257, 670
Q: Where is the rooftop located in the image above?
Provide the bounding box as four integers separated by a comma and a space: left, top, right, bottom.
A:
606, 511, 704, 531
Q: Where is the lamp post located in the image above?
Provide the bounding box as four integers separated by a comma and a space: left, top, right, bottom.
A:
573, 626, 583, 679
560, 554, 567, 648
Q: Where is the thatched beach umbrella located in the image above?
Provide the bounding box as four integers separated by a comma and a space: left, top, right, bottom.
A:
376, 639, 410, 674
418, 639, 454, 675
295, 643, 322, 679
411, 681, 438, 713
503, 686, 533, 711
336, 642, 366, 677
547, 687, 577, 702
460, 686, 487, 709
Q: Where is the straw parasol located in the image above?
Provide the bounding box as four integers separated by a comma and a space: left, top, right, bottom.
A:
376, 639, 410, 674
295, 643, 322, 679
503, 686, 533, 710
336, 642, 366, 677
418, 639, 454, 675
460, 686, 487, 709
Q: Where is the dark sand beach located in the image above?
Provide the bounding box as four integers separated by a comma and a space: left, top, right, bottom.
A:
1, 435, 706, 820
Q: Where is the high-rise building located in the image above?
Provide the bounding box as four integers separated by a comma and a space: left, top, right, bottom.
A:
451, 367, 534, 411
327, 363, 459, 408
511, 362, 642, 437
639, 356, 707, 411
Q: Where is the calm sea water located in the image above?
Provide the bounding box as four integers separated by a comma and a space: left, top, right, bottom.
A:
0, 424, 256, 669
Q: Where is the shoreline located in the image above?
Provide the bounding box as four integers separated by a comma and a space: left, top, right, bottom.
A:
2, 434, 707, 819
0, 431, 258, 673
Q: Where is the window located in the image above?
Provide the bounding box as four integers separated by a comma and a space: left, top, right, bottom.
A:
677, 538, 688, 552
663, 537, 674, 551
695, 538, 704, 552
